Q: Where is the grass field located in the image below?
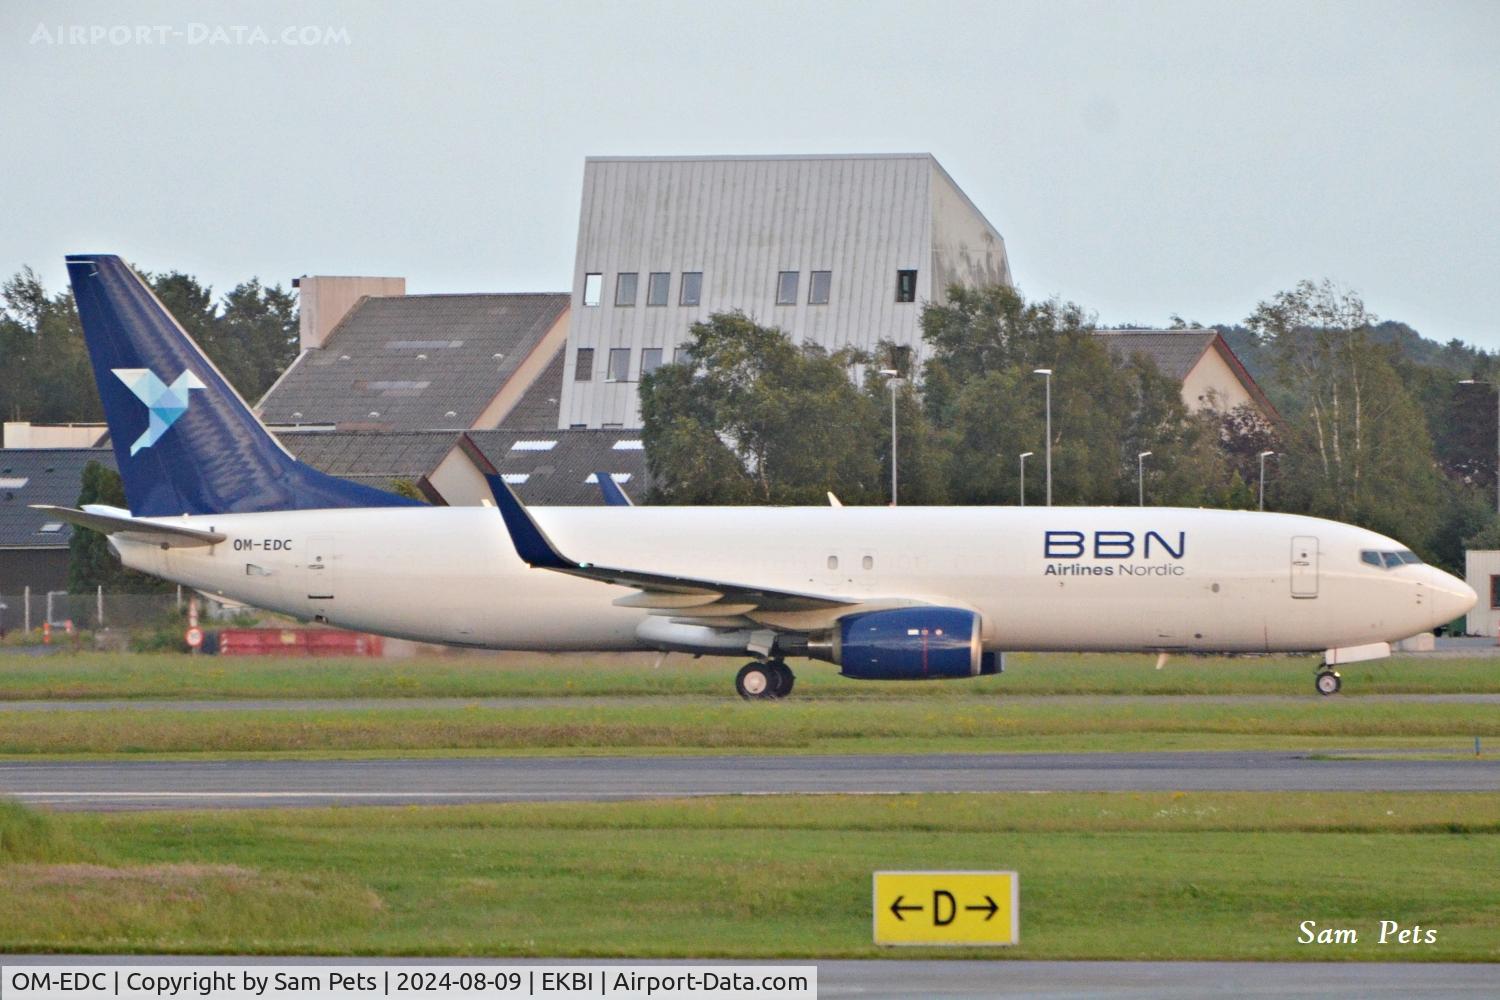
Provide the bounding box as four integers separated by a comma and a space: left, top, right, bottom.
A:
0, 696, 1496, 758
1, 650, 1497, 701
1, 651, 1495, 759
1, 793, 1496, 960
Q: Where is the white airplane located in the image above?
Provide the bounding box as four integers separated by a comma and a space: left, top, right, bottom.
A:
39, 255, 1476, 699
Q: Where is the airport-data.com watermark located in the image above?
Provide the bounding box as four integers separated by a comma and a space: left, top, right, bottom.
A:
29, 22, 351, 47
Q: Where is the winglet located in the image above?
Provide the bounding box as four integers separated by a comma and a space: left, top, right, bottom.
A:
485, 474, 575, 569
594, 472, 634, 507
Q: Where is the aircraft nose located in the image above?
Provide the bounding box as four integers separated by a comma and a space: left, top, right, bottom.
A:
1426, 568, 1477, 628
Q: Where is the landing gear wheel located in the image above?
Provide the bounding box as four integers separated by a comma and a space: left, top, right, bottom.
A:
736, 661, 776, 700
768, 660, 795, 698
1315, 669, 1342, 696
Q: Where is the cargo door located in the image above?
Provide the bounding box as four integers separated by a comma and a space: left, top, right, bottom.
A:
305, 535, 336, 601
1290, 536, 1318, 599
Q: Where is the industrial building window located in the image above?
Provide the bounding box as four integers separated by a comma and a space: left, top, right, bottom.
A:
680, 271, 702, 306
809, 270, 832, 305
674, 345, 694, 366
574, 348, 594, 381
615, 272, 638, 307
888, 344, 913, 378
647, 272, 670, 307
896, 269, 917, 302
640, 348, 663, 376
583, 273, 602, 306
776, 271, 799, 305
607, 348, 631, 382
1492, 575, 1500, 610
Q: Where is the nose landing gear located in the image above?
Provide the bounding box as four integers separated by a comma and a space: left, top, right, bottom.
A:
1315, 668, 1342, 696
736, 659, 795, 700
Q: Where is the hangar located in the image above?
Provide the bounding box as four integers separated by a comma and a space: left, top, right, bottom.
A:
559, 153, 1013, 429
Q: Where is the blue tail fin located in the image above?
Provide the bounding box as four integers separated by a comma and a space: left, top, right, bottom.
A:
67, 254, 419, 515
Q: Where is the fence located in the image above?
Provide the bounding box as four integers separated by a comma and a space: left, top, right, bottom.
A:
0, 587, 226, 635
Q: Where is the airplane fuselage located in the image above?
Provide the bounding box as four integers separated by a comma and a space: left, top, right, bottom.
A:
112, 504, 1471, 656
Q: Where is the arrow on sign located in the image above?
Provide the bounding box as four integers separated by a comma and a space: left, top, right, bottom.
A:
965, 895, 1000, 921
889, 895, 923, 921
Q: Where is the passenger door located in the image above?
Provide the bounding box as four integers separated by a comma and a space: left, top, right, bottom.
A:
1290, 536, 1318, 599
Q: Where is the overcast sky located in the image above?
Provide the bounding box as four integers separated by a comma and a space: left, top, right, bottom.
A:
3, 1, 1497, 346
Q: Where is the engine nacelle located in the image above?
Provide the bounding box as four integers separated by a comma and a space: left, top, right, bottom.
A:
832, 607, 983, 680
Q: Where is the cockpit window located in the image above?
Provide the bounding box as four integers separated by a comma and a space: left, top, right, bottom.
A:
1362, 548, 1424, 570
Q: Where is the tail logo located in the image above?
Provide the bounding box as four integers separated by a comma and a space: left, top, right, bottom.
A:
112, 368, 207, 456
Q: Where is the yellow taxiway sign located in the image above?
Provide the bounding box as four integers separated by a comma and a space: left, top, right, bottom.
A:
872, 870, 1018, 946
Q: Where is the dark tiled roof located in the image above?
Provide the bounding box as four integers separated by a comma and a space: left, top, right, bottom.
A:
463, 429, 649, 506
0, 449, 116, 549
1093, 330, 1216, 381
277, 430, 459, 479
498, 349, 565, 430
259, 293, 568, 431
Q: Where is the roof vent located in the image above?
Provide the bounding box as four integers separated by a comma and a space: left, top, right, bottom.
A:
416, 354, 427, 360
445, 410, 457, 419
368, 411, 380, 418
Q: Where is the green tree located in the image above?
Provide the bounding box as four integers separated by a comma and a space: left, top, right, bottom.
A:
1247, 279, 1443, 549
920, 284, 1238, 507
0, 266, 300, 427
66, 462, 173, 593
389, 478, 430, 503
641, 312, 884, 504
0, 268, 97, 423
147, 270, 298, 401
218, 279, 299, 402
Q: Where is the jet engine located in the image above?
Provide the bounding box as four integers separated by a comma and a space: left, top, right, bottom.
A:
813, 606, 985, 680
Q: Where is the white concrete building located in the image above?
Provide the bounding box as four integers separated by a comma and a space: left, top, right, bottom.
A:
1464, 550, 1500, 637
559, 154, 1011, 429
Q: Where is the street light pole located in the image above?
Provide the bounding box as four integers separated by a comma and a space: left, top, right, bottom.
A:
1033, 369, 1053, 506
1258, 450, 1276, 512
881, 368, 901, 507
1137, 451, 1151, 507
1459, 380, 1500, 516
1019, 452, 1033, 507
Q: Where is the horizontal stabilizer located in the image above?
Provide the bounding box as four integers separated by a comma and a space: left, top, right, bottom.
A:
30, 505, 226, 547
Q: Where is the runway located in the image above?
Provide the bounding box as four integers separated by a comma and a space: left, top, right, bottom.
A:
0, 956, 1494, 999
2, 750, 1496, 810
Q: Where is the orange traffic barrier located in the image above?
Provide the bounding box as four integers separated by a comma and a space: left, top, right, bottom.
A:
216, 628, 383, 657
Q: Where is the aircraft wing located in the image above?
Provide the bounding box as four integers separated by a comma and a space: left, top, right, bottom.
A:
30, 504, 227, 548
487, 475, 852, 617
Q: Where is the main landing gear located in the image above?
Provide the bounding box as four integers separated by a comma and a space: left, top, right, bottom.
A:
736, 659, 796, 700
1315, 667, 1342, 696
